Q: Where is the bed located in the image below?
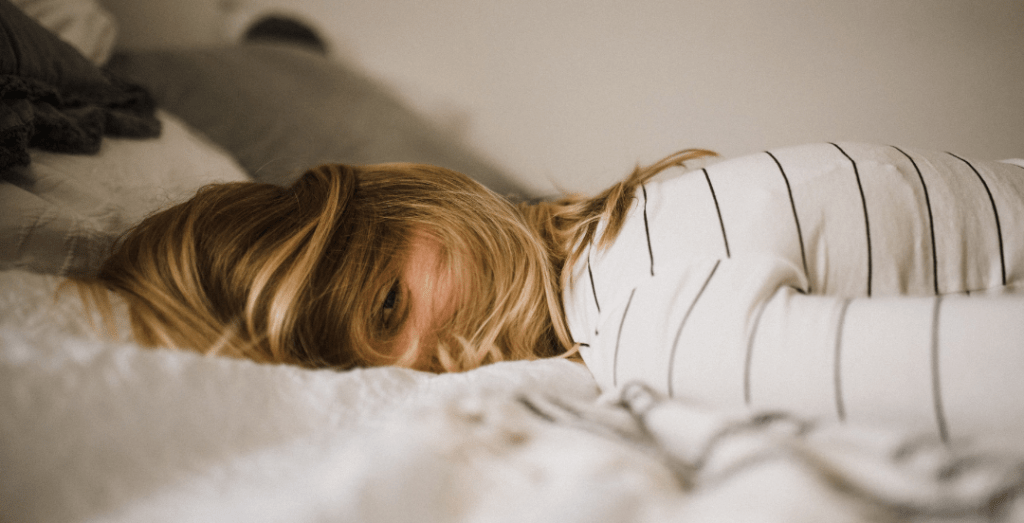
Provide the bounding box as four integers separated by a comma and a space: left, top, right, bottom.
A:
3, 1, 1024, 521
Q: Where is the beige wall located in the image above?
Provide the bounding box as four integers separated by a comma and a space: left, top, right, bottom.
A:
104, 0, 1024, 196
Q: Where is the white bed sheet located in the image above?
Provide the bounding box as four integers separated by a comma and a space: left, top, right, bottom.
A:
3, 270, 1023, 523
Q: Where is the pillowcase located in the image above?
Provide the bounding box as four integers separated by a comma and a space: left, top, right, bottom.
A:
0, 110, 249, 276
9, 0, 117, 66
105, 42, 529, 199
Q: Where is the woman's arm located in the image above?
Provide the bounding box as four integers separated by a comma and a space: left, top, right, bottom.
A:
748, 286, 1024, 440
573, 255, 1024, 439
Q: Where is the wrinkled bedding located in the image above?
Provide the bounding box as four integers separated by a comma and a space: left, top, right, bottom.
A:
3, 270, 1023, 523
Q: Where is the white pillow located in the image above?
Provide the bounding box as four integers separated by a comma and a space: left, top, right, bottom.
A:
0, 110, 250, 276
10, 0, 118, 65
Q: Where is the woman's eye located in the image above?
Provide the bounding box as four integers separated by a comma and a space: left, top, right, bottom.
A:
381, 284, 399, 325
383, 287, 398, 310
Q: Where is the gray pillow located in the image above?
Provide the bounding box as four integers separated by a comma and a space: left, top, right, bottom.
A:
106, 42, 527, 199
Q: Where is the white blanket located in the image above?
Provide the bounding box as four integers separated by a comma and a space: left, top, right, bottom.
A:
3, 270, 1024, 522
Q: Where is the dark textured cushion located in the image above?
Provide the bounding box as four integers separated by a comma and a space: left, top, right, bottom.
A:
0, 0, 107, 90
0, 0, 159, 171
106, 42, 527, 199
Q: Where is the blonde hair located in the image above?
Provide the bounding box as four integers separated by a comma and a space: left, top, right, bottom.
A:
84, 163, 569, 371
79, 149, 714, 372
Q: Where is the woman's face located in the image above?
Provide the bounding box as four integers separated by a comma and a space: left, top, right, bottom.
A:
385, 233, 460, 368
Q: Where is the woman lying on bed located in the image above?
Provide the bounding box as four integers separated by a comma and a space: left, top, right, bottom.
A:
76, 143, 1024, 436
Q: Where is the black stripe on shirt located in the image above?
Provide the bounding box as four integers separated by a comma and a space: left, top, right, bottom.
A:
641, 183, 655, 276
612, 287, 637, 387
765, 151, 811, 294
833, 298, 852, 422
931, 295, 949, 442
892, 146, 940, 295
743, 297, 771, 406
587, 259, 601, 314
831, 143, 873, 297
586, 257, 601, 336
703, 168, 731, 258
667, 260, 721, 397
948, 152, 1007, 286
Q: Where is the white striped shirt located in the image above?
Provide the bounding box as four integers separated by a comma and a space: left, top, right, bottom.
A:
564, 143, 1024, 439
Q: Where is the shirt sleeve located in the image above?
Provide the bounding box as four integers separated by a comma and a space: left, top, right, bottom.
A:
576, 255, 1024, 440
749, 284, 1024, 441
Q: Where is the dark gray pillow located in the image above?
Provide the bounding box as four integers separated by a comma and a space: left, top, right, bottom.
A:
106, 42, 527, 199
0, 0, 159, 171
